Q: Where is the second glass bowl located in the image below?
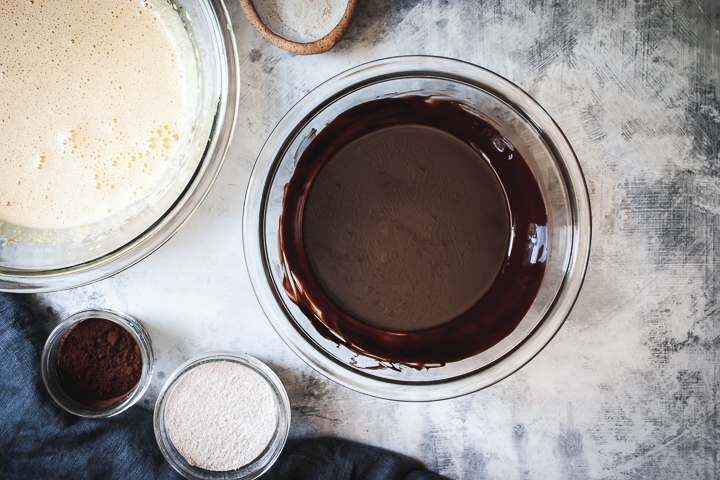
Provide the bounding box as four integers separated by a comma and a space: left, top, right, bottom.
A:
0, 0, 239, 292
243, 55, 591, 401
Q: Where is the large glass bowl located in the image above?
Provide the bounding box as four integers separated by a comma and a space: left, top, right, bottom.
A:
243, 56, 591, 401
0, 0, 239, 292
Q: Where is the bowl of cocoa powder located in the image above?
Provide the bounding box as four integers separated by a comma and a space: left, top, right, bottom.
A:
41, 309, 154, 418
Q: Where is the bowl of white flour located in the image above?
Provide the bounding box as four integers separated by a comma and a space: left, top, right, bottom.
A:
0, 0, 239, 291
154, 352, 291, 479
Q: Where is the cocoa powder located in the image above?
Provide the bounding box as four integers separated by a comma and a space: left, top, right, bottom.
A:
57, 318, 142, 405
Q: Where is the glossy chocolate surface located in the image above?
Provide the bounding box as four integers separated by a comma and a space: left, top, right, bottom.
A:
280, 96, 547, 366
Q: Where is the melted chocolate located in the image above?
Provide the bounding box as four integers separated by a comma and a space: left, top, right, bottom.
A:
280, 96, 547, 366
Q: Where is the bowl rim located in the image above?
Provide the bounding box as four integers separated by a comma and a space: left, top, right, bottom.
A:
239, 0, 358, 55
243, 55, 592, 401
0, 0, 240, 293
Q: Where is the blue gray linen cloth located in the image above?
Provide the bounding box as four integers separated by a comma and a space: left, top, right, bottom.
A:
0, 293, 448, 480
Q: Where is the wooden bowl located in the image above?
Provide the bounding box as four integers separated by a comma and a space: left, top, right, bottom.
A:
239, 0, 358, 55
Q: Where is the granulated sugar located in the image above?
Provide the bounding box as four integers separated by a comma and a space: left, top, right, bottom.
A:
164, 361, 278, 471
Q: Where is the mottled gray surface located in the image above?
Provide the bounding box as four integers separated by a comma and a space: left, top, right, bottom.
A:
34, 1, 719, 478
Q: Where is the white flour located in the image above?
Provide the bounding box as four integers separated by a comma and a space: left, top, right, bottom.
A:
164, 361, 278, 471
253, 0, 348, 43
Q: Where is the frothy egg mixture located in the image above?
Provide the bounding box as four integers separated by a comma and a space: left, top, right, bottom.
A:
0, 0, 198, 233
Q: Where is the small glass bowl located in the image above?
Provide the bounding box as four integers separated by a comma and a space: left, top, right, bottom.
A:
154, 352, 291, 480
41, 308, 155, 418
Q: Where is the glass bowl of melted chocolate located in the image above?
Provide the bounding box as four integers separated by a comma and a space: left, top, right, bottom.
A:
244, 56, 591, 401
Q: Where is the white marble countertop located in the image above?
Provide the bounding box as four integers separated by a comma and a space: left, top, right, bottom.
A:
34, 1, 720, 478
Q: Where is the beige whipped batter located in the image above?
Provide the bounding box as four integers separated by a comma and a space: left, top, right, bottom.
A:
0, 0, 197, 230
